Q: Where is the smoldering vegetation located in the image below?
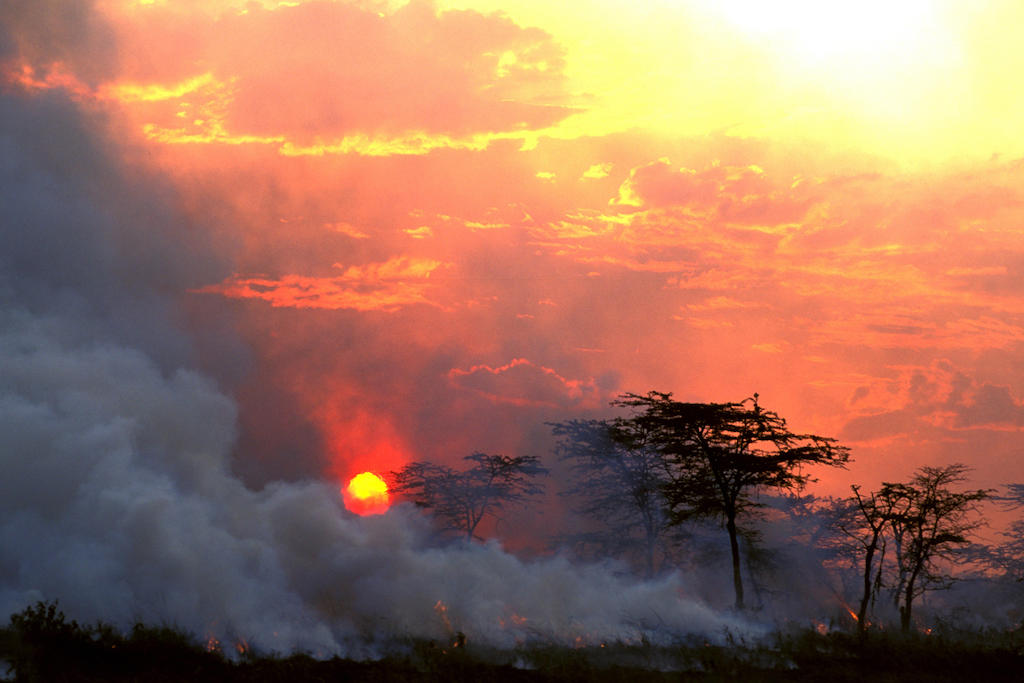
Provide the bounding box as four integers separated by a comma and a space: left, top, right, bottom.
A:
3, 600, 1023, 682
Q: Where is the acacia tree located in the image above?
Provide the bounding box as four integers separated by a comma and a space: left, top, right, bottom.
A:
550, 417, 674, 578
390, 453, 548, 541
614, 391, 850, 610
833, 484, 910, 637
888, 464, 991, 633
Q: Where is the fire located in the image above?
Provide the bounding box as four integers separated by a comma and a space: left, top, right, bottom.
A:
837, 598, 859, 623
343, 471, 390, 516
433, 600, 466, 650
434, 600, 453, 633
498, 612, 528, 629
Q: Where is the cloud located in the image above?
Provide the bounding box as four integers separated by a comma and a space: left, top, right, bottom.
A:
405, 226, 434, 239
448, 357, 602, 408
101, 0, 574, 149
667, 267, 761, 292
582, 162, 612, 179
326, 221, 370, 239
610, 158, 808, 226
0, 0, 117, 86
952, 382, 1024, 430
840, 361, 1024, 444
197, 257, 446, 311
840, 409, 917, 444
686, 296, 762, 312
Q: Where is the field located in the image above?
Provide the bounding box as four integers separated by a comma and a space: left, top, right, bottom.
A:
3, 602, 1023, 682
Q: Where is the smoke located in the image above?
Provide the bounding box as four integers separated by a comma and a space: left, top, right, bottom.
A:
0, 0, 116, 85
0, 86, 751, 656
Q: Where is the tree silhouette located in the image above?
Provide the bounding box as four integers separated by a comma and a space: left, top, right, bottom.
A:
612, 391, 850, 610
833, 484, 909, 637
986, 483, 1024, 582
886, 464, 991, 633
390, 453, 548, 541
550, 417, 675, 578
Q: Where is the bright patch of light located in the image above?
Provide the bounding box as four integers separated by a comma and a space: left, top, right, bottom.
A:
343, 471, 390, 516
703, 0, 937, 61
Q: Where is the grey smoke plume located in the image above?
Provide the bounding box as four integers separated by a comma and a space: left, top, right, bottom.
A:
0, 0, 116, 85
0, 89, 751, 654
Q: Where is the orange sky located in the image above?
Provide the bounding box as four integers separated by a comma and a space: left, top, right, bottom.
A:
6, 0, 1024, 513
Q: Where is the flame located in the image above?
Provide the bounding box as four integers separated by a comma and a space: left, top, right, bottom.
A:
498, 612, 528, 629
831, 594, 864, 627
433, 600, 466, 650
837, 598, 859, 623
434, 600, 453, 633
343, 471, 390, 516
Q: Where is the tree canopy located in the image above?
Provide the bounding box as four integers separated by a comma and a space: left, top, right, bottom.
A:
390, 453, 548, 541
833, 483, 910, 636
885, 464, 991, 632
828, 464, 992, 633
550, 417, 674, 578
612, 391, 851, 609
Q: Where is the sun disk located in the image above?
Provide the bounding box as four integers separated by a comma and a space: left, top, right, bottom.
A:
344, 471, 390, 516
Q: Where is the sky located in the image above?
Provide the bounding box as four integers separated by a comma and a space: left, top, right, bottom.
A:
5, 0, 1024, 519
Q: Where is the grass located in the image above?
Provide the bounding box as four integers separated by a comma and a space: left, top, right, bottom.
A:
2, 601, 1022, 682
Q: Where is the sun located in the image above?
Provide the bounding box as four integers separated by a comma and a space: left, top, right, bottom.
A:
343, 471, 390, 516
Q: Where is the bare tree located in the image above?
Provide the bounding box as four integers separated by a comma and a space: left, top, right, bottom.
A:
833, 484, 910, 637
887, 464, 991, 633
550, 417, 674, 578
612, 391, 850, 610
390, 453, 548, 541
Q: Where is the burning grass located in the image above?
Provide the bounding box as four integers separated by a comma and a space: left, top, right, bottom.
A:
2, 601, 1023, 682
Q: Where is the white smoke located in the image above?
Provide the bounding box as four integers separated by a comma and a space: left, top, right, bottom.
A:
0, 312, 751, 653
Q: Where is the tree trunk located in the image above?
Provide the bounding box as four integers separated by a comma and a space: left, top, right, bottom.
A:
857, 542, 877, 638
645, 530, 656, 580
891, 532, 906, 612
726, 514, 744, 610
901, 573, 918, 634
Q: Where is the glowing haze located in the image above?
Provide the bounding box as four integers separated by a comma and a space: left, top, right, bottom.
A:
3, 0, 1024, 652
